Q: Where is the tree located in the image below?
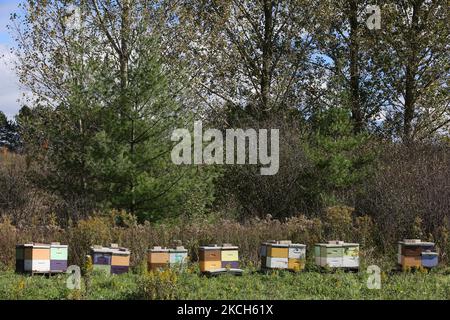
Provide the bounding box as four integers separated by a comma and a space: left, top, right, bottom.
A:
174, 0, 321, 121
373, 0, 449, 142
0, 111, 21, 152
12, 0, 216, 221
310, 0, 387, 135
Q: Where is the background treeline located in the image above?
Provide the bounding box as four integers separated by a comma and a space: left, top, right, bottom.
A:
0, 0, 449, 268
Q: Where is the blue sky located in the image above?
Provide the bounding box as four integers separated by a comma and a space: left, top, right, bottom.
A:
0, 0, 22, 120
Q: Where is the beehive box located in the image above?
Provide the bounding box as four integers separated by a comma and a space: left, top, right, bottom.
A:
199, 244, 241, 274
50, 242, 68, 272
15, 245, 26, 273
148, 247, 170, 271
169, 246, 188, 267
260, 241, 306, 272
91, 244, 130, 275
111, 247, 131, 275
315, 241, 359, 270
199, 245, 222, 272
221, 244, 239, 269
147, 245, 188, 271
16, 243, 52, 274
398, 239, 438, 270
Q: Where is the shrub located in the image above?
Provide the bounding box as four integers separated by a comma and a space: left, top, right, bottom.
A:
137, 269, 179, 300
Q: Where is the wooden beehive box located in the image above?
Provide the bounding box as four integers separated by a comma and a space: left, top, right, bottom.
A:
147, 245, 188, 271
288, 244, 306, 272
148, 247, 170, 271
261, 240, 306, 272
91, 246, 112, 274
315, 241, 359, 270
15, 244, 26, 273
199, 244, 242, 274
91, 244, 131, 275
110, 247, 131, 275
50, 242, 68, 273
169, 246, 188, 267
199, 245, 222, 272
398, 239, 437, 270
221, 244, 239, 269
24, 243, 51, 273
16, 243, 68, 274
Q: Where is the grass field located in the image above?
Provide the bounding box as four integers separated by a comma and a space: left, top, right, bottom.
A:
1, 267, 450, 300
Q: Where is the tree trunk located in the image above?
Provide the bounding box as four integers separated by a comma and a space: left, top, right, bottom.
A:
120, 0, 136, 214
348, 0, 362, 134
403, 1, 421, 143
260, 0, 274, 117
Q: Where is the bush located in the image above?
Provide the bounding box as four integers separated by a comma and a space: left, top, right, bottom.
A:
137, 269, 179, 300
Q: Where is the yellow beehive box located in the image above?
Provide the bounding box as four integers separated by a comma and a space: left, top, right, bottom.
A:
200, 260, 222, 272
401, 255, 421, 269
267, 245, 289, 258
221, 245, 239, 262
288, 259, 305, 272
111, 250, 131, 267
148, 247, 170, 264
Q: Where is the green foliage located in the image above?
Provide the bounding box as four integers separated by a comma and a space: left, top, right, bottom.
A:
0, 111, 21, 152
136, 269, 179, 300
1, 269, 449, 300
304, 107, 374, 206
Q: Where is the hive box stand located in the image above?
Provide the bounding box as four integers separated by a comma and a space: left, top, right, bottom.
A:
314, 241, 360, 271
16, 243, 68, 275
398, 239, 438, 270
199, 244, 243, 276
260, 240, 306, 272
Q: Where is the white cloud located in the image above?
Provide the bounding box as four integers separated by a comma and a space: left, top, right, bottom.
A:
0, 44, 22, 119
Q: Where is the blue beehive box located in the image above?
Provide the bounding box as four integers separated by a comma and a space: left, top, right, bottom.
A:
421, 251, 438, 268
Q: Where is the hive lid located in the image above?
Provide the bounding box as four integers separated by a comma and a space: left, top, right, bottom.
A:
169, 246, 187, 253
421, 251, 438, 256
199, 245, 221, 250
399, 239, 435, 246
289, 243, 307, 248
222, 244, 239, 249
403, 239, 422, 244
149, 246, 169, 252
90, 246, 113, 253
315, 241, 358, 247
328, 240, 345, 245
51, 243, 68, 248
342, 243, 359, 247
111, 248, 130, 255
32, 243, 51, 249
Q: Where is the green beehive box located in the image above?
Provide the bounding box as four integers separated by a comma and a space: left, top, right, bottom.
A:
320, 246, 344, 258
50, 243, 68, 260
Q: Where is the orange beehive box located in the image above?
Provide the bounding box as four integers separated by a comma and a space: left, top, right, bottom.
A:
401, 255, 421, 268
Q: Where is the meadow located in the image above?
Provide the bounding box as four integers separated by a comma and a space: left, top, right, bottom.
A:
1, 267, 450, 300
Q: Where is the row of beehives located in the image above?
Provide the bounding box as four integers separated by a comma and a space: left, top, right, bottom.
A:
15, 239, 439, 275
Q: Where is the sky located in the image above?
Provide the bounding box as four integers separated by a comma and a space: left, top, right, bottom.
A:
0, 0, 22, 120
